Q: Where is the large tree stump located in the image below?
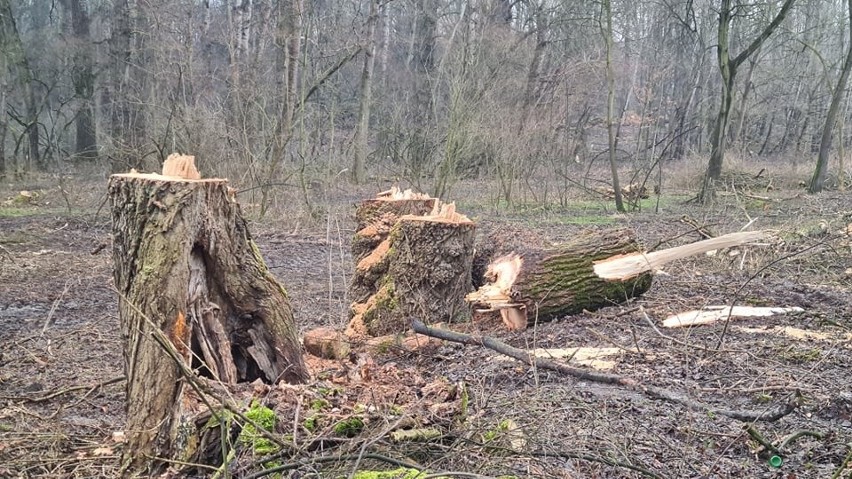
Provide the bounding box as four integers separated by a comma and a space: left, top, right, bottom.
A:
348, 201, 475, 336
109, 154, 308, 475
468, 228, 766, 330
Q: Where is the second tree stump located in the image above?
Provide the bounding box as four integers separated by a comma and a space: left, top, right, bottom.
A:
348, 200, 475, 336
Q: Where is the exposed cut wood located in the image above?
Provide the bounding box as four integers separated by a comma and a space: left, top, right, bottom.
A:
738, 326, 852, 342
161, 152, 201, 179
593, 182, 649, 200
467, 228, 653, 330
304, 327, 351, 359
350, 187, 436, 278
109, 164, 307, 475
348, 192, 474, 336
593, 230, 765, 280
490, 347, 622, 370
663, 306, 804, 328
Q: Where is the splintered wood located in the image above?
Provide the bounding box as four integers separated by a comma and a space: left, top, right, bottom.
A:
348, 190, 474, 336
663, 306, 804, 328
593, 230, 766, 280
162, 153, 201, 179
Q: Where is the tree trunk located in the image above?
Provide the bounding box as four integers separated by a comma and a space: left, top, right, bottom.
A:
407, 0, 438, 182
810, 0, 852, 193
731, 47, 760, 146
109, 154, 308, 475
468, 228, 766, 330
0, 54, 6, 176
700, 0, 796, 203
602, 0, 624, 212
0, 0, 40, 170
63, 0, 97, 159
352, 0, 379, 184
468, 229, 652, 329
348, 191, 473, 337
350, 187, 437, 267
109, 0, 145, 170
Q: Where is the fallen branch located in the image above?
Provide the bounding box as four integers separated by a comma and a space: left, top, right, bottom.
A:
411, 319, 799, 422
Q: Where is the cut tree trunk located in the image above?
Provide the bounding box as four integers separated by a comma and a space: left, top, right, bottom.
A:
348, 198, 475, 336
109, 154, 308, 475
468, 228, 766, 330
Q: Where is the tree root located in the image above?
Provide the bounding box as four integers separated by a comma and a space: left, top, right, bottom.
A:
411, 319, 800, 423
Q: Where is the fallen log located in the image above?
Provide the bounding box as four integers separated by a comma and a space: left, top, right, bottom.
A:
348, 200, 475, 336
468, 229, 766, 330
109, 154, 308, 475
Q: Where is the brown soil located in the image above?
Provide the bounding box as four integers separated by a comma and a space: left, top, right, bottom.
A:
1, 175, 851, 478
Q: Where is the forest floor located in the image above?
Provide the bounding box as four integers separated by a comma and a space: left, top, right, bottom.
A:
0, 166, 851, 478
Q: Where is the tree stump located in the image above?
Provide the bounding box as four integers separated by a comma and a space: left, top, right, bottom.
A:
348, 201, 475, 336
109, 154, 308, 475
349, 187, 437, 303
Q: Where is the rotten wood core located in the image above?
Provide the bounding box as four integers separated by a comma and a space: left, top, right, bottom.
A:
110, 155, 307, 474
348, 197, 475, 336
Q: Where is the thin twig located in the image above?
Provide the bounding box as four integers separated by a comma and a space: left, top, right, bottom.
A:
778, 429, 825, 451
716, 239, 831, 350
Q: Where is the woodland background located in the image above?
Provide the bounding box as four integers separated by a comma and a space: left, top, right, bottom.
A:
1, 0, 851, 209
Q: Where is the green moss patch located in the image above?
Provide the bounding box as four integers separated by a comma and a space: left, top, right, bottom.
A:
239, 401, 278, 455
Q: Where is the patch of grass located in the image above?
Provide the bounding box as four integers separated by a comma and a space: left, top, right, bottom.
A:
302, 415, 319, 432
0, 206, 39, 218
310, 398, 330, 411
781, 347, 822, 363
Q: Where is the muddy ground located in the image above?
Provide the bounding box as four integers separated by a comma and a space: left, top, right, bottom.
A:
0, 172, 851, 478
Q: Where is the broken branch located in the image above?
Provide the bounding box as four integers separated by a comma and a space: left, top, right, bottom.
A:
411, 319, 799, 422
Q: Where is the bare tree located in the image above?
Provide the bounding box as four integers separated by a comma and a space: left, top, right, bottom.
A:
352, 0, 379, 184
602, 0, 624, 212
810, 0, 852, 193
699, 0, 796, 203
61, 0, 97, 160
0, 0, 41, 170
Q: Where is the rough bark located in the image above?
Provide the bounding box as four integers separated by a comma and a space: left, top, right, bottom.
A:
468, 229, 653, 329
110, 155, 307, 475
469, 228, 767, 330
349, 197, 474, 337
